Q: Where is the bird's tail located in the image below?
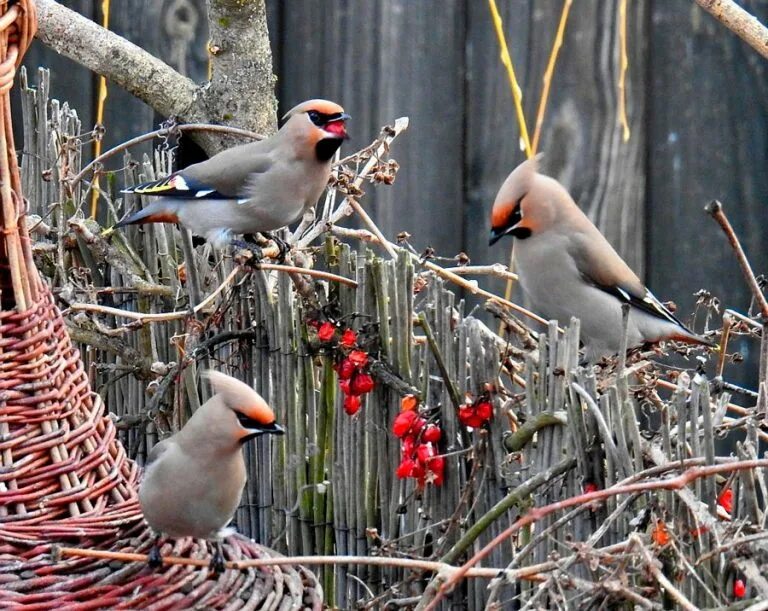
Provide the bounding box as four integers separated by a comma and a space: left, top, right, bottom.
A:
668, 326, 716, 349
114, 201, 179, 228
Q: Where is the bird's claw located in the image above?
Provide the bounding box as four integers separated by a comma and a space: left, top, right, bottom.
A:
232, 239, 264, 266
147, 544, 163, 569
259, 232, 291, 264
209, 543, 226, 575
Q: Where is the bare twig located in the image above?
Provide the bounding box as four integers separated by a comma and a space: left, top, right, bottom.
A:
54, 545, 548, 580
70, 124, 263, 187
630, 534, 697, 611
706, 201, 768, 319
424, 458, 768, 609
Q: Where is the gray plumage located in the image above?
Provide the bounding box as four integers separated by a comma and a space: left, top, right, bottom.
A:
118, 99, 349, 248
139, 371, 284, 541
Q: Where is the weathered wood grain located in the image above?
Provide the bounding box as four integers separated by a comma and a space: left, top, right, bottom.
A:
466, 0, 648, 305
648, 1, 768, 387
271, 0, 466, 258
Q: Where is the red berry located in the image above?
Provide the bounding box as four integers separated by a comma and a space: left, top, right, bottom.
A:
340, 328, 357, 347
396, 458, 415, 479
318, 321, 336, 342
339, 379, 351, 395
344, 395, 361, 415
412, 417, 426, 435
583, 482, 599, 494
718, 488, 733, 514
392, 411, 418, 438
335, 359, 355, 380
734, 579, 746, 598
351, 373, 375, 395
410, 461, 425, 479
348, 349, 369, 368
422, 424, 441, 443
402, 436, 416, 457
458, 406, 475, 426
416, 443, 435, 465
475, 401, 493, 421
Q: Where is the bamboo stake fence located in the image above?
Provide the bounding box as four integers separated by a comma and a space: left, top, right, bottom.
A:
17, 66, 768, 609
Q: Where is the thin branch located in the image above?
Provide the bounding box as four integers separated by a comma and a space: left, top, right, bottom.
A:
531, 0, 572, 154
617, 0, 631, 142
486, 0, 533, 158
71, 124, 263, 186
53, 546, 551, 581
424, 458, 768, 609
694, 0, 768, 60
630, 534, 697, 611
68, 263, 356, 324
706, 200, 768, 319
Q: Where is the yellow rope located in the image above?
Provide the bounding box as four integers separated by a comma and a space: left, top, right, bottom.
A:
532, 0, 573, 155
487, 0, 532, 159
618, 0, 631, 142
90, 0, 110, 219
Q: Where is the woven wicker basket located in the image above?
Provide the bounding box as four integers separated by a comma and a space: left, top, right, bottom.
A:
0, 2, 321, 607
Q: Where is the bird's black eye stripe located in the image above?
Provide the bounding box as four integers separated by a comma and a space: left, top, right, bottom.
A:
307, 110, 344, 127
509, 198, 523, 227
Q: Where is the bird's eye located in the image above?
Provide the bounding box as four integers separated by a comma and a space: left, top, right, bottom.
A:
307, 110, 323, 126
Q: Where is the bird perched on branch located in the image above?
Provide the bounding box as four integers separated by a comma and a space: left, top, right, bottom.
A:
139, 371, 284, 573
489, 156, 713, 362
117, 99, 350, 250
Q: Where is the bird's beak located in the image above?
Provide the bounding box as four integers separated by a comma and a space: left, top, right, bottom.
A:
489, 227, 505, 246
325, 113, 351, 139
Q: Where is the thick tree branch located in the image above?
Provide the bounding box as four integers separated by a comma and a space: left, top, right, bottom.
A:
34, 0, 200, 122
34, 0, 278, 153
694, 0, 768, 59
204, 0, 278, 140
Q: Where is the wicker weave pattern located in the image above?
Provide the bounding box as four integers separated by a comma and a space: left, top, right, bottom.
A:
0, 289, 139, 531
0, 2, 322, 607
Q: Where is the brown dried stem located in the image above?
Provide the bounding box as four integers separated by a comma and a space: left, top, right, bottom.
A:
424, 458, 768, 609
54, 546, 549, 580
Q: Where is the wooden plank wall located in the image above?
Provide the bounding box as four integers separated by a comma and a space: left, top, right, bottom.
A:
18, 0, 768, 386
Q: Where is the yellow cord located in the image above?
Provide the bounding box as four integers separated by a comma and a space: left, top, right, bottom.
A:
90, 0, 111, 219
618, 0, 631, 142
487, 0, 533, 159
532, 0, 573, 155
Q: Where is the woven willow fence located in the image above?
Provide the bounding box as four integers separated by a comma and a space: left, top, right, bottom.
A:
17, 66, 768, 609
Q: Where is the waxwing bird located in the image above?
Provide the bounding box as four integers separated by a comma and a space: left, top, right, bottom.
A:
117, 99, 350, 249
489, 156, 713, 362
139, 371, 284, 573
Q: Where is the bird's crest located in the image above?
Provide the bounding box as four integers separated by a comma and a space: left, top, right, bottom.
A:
282, 99, 346, 121
491, 154, 543, 229
205, 370, 276, 425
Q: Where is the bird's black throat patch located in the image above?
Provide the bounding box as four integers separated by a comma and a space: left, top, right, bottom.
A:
510, 227, 532, 239
316, 138, 344, 162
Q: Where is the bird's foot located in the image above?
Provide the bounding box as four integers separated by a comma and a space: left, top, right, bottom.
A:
260, 232, 291, 263
147, 544, 163, 569
232, 239, 264, 266
209, 542, 226, 576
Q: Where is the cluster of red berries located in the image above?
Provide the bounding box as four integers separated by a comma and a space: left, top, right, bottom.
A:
310, 320, 375, 416
457, 396, 493, 428
392, 397, 445, 488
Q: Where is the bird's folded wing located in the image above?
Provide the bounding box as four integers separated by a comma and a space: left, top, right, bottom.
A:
144, 438, 170, 468
568, 231, 683, 327
123, 172, 230, 199
123, 151, 273, 200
